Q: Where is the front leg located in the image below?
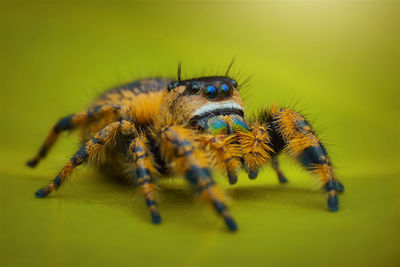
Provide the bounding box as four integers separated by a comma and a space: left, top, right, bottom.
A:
267, 105, 344, 211
239, 122, 274, 179
158, 125, 237, 231
199, 134, 242, 185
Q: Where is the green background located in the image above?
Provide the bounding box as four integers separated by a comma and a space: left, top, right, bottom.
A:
1, 1, 399, 266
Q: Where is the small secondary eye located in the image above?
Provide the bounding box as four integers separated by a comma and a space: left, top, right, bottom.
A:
167, 81, 180, 91
220, 84, 232, 98
204, 85, 218, 100
231, 80, 237, 88
188, 82, 201, 94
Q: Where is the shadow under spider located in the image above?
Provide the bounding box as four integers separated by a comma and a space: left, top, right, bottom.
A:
156, 182, 325, 212
225, 185, 324, 210
47, 171, 326, 229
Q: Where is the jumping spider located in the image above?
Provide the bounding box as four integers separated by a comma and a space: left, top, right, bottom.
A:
27, 65, 344, 231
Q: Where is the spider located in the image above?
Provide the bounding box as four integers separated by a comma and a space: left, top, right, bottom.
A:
27, 64, 344, 231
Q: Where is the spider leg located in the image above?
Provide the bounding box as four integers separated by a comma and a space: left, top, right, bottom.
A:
272, 158, 288, 183
200, 134, 242, 185
27, 104, 125, 168
268, 105, 344, 211
34, 120, 133, 197
239, 122, 274, 180
27, 114, 77, 168
159, 125, 237, 231
128, 134, 161, 224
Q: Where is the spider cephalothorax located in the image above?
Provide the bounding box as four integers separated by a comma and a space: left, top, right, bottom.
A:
163, 76, 244, 130
27, 71, 344, 232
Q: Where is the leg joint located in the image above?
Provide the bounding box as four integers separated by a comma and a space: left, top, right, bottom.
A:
54, 115, 74, 132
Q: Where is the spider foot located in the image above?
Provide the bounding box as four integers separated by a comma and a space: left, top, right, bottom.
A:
228, 172, 238, 185
277, 173, 288, 183
248, 169, 258, 180
35, 187, 51, 198
224, 216, 238, 232
327, 193, 339, 212
26, 158, 39, 168
150, 209, 162, 224
336, 181, 345, 193
145, 199, 162, 224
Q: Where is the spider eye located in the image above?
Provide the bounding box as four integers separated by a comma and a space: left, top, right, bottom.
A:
167, 81, 180, 91
204, 85, 218, 100
188, 82, 201, 94
231, 80, 237, 88
220, 84, 232, 98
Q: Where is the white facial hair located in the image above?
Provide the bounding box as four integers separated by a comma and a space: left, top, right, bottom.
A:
192, 100, 243, 117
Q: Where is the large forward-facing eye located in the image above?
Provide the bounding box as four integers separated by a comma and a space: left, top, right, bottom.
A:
220, 84, 232, 98
204, 85, 218, 100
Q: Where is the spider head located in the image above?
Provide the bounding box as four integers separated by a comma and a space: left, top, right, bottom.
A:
166, 76, 244, 127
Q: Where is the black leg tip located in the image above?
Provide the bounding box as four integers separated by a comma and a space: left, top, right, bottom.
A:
35, 188, 50, 198
228, 172, 238, 185
278, 173, 288, 183
225, 217, 238, 232
327, 194, 339, 212
336, 181, 345, 193
248, 170, 258, 180
151, 212, 162, 224
26, 159, 38, 168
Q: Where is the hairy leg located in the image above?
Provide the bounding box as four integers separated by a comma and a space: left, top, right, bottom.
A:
239, 122, 274, 180
267, 105, 344, 211
128, 134, 161, 224
27, 104, 125, 168
159, 125, 237, 231
199, 134, 242, 185
35, 120, 135, 197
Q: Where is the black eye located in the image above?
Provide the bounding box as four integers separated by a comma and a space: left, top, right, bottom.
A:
220, 84, 232, 98
231, 80, 237, 88
204, 85, 218, 100
188, 82, 201, 94
167, 81, 180, 91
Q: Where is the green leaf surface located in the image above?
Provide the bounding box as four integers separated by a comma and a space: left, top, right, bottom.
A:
1, 1, 399, 266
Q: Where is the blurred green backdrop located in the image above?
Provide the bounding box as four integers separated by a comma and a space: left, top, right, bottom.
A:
1, 0, 399, 266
